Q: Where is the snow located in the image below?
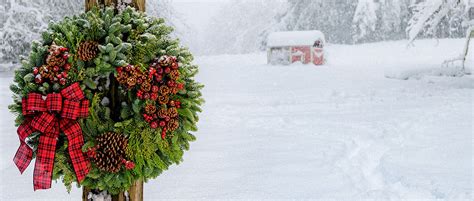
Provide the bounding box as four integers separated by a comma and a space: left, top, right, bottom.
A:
0, 39, 473, 200
352, 0, 378, 42
267, 30, 325, 47
407, 0, 467, 44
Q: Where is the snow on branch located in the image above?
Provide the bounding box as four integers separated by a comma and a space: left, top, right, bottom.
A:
407, 0, 465, 44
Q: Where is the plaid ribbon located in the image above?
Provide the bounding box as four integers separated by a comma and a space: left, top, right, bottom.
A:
13, 83, 90, 191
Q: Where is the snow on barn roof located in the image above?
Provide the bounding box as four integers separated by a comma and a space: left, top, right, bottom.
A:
267, 30, 326, 47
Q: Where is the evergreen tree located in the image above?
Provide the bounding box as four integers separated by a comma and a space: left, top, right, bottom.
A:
407, 0, 468, 43
0, 0, 83, 63
352, 0, 378, 42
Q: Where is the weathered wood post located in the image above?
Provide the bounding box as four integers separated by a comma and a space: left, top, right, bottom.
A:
83, 0, 145, 200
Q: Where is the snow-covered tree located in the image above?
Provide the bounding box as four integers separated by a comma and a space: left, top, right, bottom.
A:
272, 0, 357, 44
408, 0, 472, 71
147, 0, 193, 50
352, 0, 378, 42
0, 0, 84, 64
407, 0, 469, 43
204, 0, 285, 55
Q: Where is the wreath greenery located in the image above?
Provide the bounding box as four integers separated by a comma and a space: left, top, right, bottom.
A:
9, 6, 204, 194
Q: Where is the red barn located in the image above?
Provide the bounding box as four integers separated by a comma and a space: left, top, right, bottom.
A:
267, 30, 326, 65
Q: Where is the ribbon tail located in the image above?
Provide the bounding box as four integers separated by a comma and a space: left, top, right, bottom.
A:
62, 120, 90, 183
33, 134, 58, 190
13, 143, 33, 174
13, 122, 35, 174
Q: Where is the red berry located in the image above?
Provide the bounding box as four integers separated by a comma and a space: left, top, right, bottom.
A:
177, 83, 184, 90
155, 75, 162, 82
167, 81, 175, 87
125, 161, 135, 170
171, 62, 178, 69
150, 121, 158, 129
143, 93, 150, 99
125, 65, 132, 72
86, 149, 97, 159
151, 93, 158, 101
63, 63, 71, 70
159, 121, 166, 127
53, 66, 60, 72
35, 77, 42, 84
116, 67, 123, 73
56, 74, 63, 79
165, 117, 170, 122
161, 129, 167, 139
164, 67, 171, 74
59, 78, 66, 85
157, 68, 163, 74
54, 50, 60, 55
152, 86, 159, 93
33, 68, 39, 75
62, 54, 69, 59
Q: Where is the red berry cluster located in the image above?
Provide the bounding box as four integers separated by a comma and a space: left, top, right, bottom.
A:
33, 43, 71, 85
139, 55, 184, 102
115, 55, 185, 139
143, 100, 181, 139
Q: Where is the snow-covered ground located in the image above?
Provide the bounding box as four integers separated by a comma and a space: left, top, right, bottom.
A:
0, 39, 472, 200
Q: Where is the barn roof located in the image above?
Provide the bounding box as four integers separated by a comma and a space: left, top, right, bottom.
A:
267, 30, 326, 47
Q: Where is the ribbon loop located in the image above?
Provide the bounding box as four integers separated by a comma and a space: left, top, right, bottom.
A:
61, 83, 84, 101
31, 113, 56, 133
26, 93, 46, 112
46, 94, 62, 112
61, 100, 80, 120
79, 100, 89, 118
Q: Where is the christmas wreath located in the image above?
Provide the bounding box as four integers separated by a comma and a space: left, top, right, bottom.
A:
9, 7, 203, 194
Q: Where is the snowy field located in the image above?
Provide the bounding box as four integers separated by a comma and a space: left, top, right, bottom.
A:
0, 39, 473, 200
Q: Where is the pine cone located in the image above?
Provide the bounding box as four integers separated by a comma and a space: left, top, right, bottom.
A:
159, 86, 170, 96
46, 55, 66, 67
144, 104, 157, 115
77, 41, 99, 61
168, 107, 178, 118
158, 95, 169, 105
169, 70, 180, 80
167, 118, 179, 131
94, 132, 128, 173
127, 77, 137, 87
170, 87, 179, 95
157, 108, 169, 119
141, 81, 152, 92
158, 55, 174, 67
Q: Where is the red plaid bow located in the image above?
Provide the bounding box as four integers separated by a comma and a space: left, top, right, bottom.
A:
13, 83, 90, 190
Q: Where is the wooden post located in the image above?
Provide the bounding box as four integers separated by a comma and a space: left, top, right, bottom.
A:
83, 0, 145, 200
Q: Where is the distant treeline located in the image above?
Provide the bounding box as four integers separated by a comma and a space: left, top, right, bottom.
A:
203, 0, 469, 55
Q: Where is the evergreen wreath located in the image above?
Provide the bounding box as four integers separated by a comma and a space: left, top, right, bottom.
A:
9, 6, 204, 194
